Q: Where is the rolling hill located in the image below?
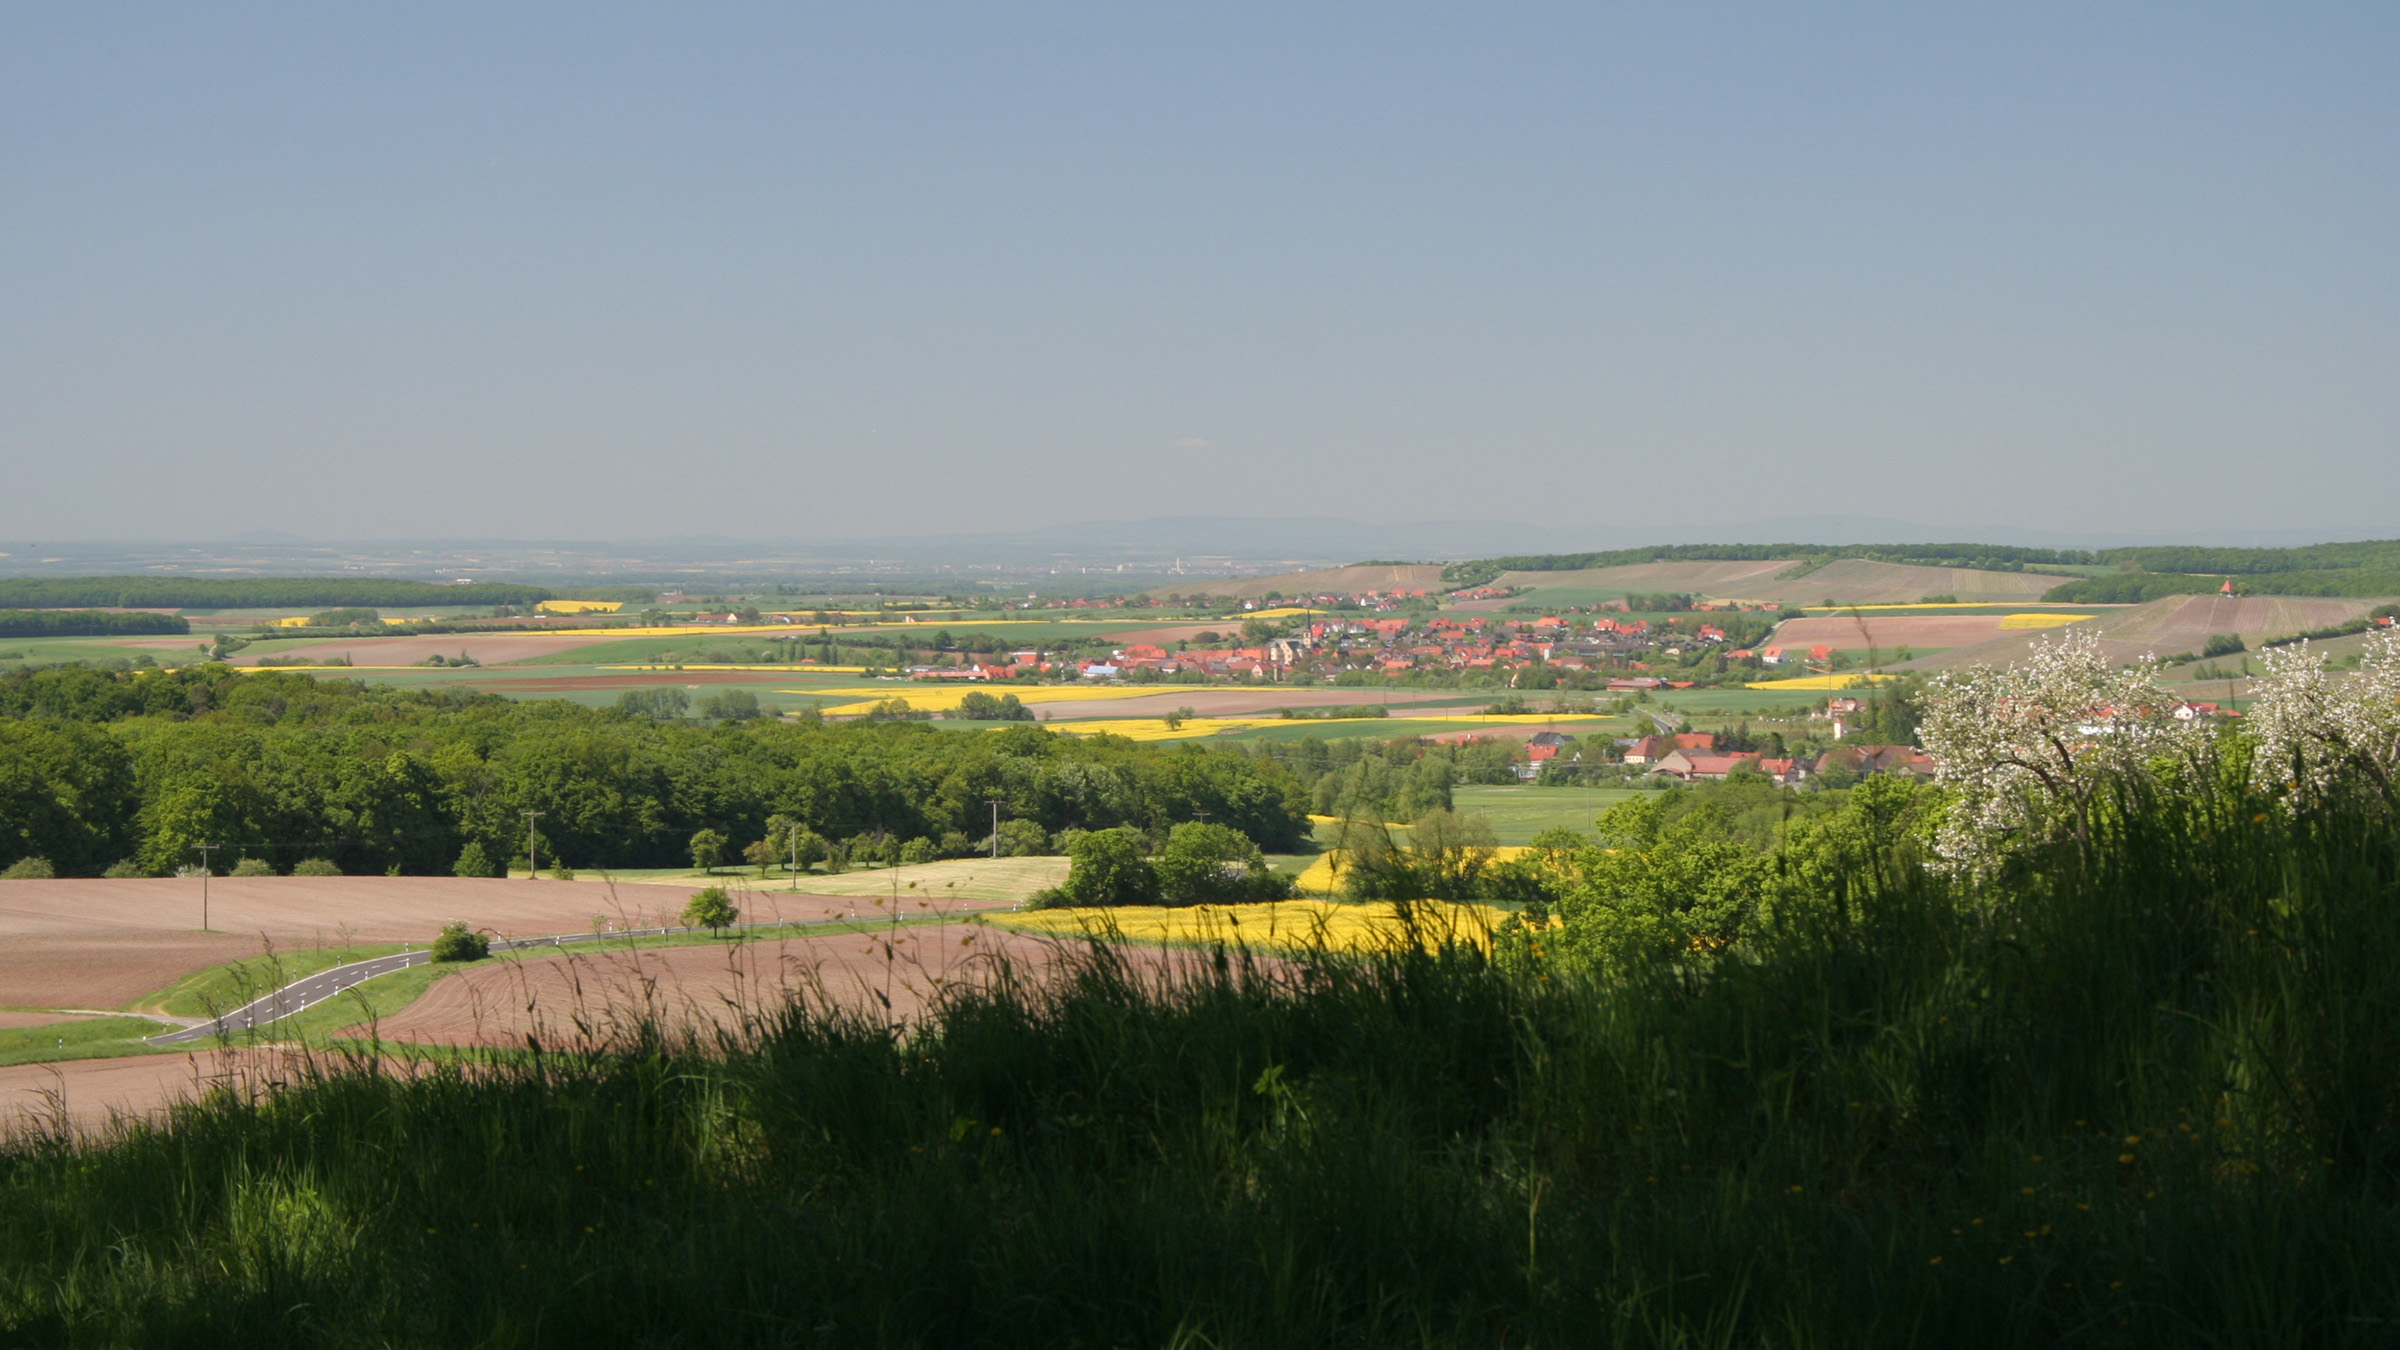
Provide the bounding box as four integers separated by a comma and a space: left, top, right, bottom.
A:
1146, 564, 1448, 602
1895, 594, 2386, 671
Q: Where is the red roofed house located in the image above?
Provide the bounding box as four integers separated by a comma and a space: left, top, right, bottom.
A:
1650, 751, 1760, 782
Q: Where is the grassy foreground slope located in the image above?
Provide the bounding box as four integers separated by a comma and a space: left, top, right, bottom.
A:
4, 773, 2398, 1345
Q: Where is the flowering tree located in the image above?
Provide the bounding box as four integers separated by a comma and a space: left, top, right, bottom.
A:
1918, 630, 2211, 875
2243, 628, 2400, 807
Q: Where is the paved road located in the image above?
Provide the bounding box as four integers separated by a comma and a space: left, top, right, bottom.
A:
145, 918, 866, 1047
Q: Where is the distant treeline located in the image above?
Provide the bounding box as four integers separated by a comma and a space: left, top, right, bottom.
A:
0, 664, 1308, 877
2092, 540, 2400, 576
2044, 568, 2400, 603
0, 610, 191, 639
1441, 544, 2098, 590
0, 577, 550, 610
1444, 540, 2400, 601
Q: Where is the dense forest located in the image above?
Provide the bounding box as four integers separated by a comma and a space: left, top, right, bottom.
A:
0, 665, 1308, 877
0, 577, 549, 610
0, 610, 189, 639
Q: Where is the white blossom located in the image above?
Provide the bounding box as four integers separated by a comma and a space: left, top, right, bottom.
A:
1918, 629, 2211, 875
2243, 628, 2400, 805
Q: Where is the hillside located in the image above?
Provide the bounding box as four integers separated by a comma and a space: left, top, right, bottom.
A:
1898, 594, 2383, 671
1147, 564, 1447, 602
1482, 558, 2058, 608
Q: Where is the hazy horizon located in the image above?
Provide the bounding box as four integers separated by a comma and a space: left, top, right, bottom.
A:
5, 5, 2393, 541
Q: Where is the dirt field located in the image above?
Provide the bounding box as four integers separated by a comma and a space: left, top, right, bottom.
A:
235, 633, 641, 666
353, 923, 1104, 1046
1772, 614, 2026, 649
1490, 559, 1794, 598
465, 671, 791, 692
1043, 688, 1473, 720
0, 877, 1015, 1011
1907, 595, 2381, 671
1482, 559, 2061, 608
1742, 560, 2059, 606
0, 1046, 294, 1135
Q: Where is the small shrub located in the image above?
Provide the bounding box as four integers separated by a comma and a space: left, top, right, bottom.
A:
899, 836, 937, 866
682, 885, 739, 933
102, 859, 147, 878
292, 857, 342, 877
549, 859, 576, 881
1, 857, 56, 880
429, 920, 490, 963
230, 858, 276, 877
2203, 632, 2248, 659
453, 841, 499, 878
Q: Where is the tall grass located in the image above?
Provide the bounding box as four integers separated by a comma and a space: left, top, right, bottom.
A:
3, 779, 2398, 1346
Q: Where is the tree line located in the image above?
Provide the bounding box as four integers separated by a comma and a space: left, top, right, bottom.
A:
0, 664, 1308, 878
0, 610, 190, 639
0, 577, 551, 610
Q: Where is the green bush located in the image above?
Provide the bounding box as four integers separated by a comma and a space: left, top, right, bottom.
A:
452, 841, 498, 878
681, 885, 739, 932
549, 859, 576, 881
899, 836, 937, 866
292, 857, 342, 877
1, 856, 55, 880
428, 920, 489, 963
1153, 821, 1291, 906
230, 857, 276, 877
101, 859, 146, 878
1052, 827, 1158, 907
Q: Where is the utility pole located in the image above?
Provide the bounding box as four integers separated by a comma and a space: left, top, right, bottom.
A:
987, 800, 1003, 859
194, 842, 215, 931
522, 810, 544, 879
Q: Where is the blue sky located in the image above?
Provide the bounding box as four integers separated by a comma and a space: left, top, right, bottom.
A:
2, 4, 2393, 543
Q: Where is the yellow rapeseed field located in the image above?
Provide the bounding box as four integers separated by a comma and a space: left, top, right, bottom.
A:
1744, 672, 1905, 691
1999, 612, 2087, 630
997, 898, 1513, 954
535, 599, 624, 614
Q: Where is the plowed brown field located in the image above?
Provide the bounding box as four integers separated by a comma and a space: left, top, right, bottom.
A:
237, 634, 639, 665
0, 877, 1011, 1010
1907, 595, 2384, 672
1772, 614, 2028, 648
353, 924, 1097, 1046
0, 1046, 295, 1135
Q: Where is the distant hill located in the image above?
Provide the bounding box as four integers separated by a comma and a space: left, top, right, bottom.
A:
1439, 543, 2095, 591
1145, 564, 1448, 602
1475, 558, 2061, 608
0, 577, 551, 610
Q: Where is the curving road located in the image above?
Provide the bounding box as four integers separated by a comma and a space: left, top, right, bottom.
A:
145, 917, 883, 1047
